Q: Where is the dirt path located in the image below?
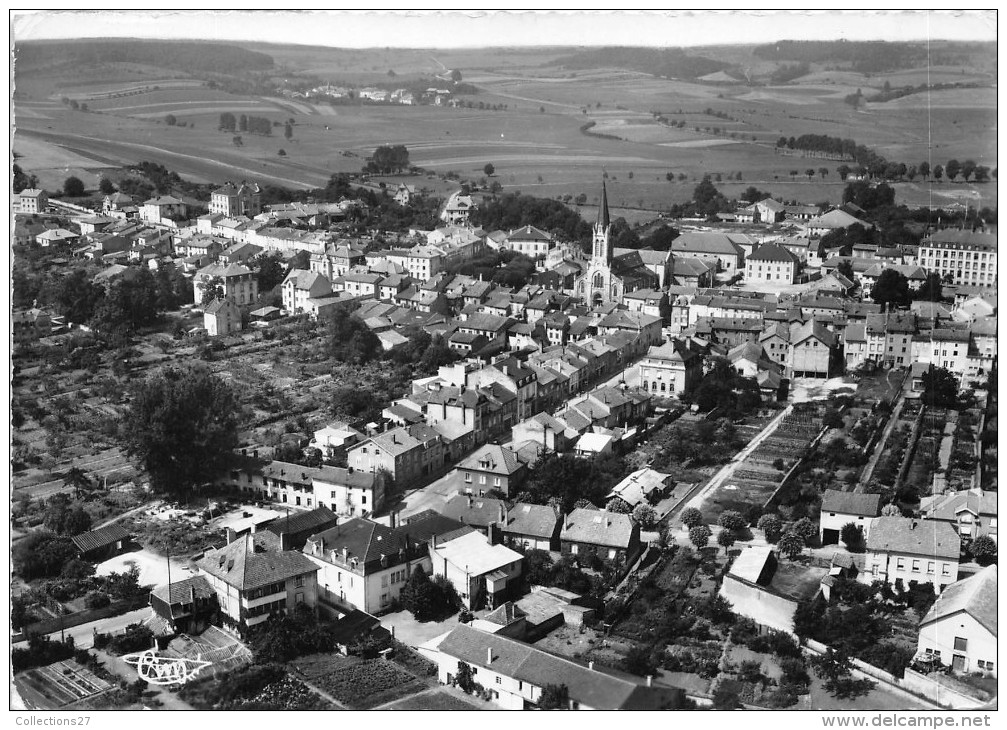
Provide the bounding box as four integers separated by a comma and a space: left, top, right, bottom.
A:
682, 405, 794, 516
859, 395, 905, 488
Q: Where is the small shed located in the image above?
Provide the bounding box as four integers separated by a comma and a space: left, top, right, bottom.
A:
72, 523, 133, 562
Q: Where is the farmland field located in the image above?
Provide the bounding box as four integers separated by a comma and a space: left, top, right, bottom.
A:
11, 40, 997, 210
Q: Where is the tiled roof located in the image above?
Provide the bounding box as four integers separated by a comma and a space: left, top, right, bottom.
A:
923, 489, 997, 520
456, 444, 523, 475
72, 523, 132, 554
560, 508, 635, 549
866, 517, 960, 560
305, 513, 472, 572
920, 565, 997, 635
198, 534, 319, 591
263, 506, 337, 538
820, 489, 881, 517
503, 503, 560, 539
440, 494, 508, 528
433, 624, 684, 709
671, 232, 744, 257
748, 243, 800, 263
431, 530, 523, 576
150, 575, 215, 605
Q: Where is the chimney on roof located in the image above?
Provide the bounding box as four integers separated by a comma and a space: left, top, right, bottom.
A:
646, 675, 653, 687
487, 647, 493, 664
342, 546, 349, 562
499, 503, 507, 524
226, 527, 236, 544
589, 660, 595, 670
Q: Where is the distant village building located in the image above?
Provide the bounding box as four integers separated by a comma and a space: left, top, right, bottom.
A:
210, 181, 261, 218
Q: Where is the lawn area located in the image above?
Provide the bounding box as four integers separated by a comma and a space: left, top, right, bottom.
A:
381, 687, 492, 711
291, 653, 430, 710
807, 675, 930, 711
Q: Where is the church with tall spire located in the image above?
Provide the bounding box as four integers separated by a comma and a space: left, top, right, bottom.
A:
575, 179, 661, 306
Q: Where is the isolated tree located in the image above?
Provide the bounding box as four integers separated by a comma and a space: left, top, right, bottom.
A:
284, 122, 293, 141
918, 161, 930, 179
717, 528, 736, 552
933, 164, 944, 181
232, 135, 243, 147
689, 525, 712, 550
970, 535, 997, 566
778, 531, 805, 560
277, 149, 286, 156
483, 163, 495, 177
450, 69, 462, 83
164, 114, 177, 126
718, 510, 746, 532
99, 178, 116, 195
632, 503, 658, 530
944, 159, 961, 182
63, 176, 85, 197
819, 167, 829, 179
915, 272, 945, 303
870, 269, 911, 311
121, 365, 239, 499
840, 522, 865, 551
219, 112, 236, 132
805, 168, 815, 181
792, 517, 817, 544
757, 514, 783, 543
836, 164, 851, 181
681, 506, 703, 528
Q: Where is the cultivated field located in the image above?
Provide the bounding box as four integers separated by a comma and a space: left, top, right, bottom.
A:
11, 41, 998, 209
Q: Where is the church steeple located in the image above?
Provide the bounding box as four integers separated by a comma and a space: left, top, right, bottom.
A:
592, 179, 612, 263
597, 180, 611, 231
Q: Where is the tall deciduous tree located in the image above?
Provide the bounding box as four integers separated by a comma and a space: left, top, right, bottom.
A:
870, 269, 911, 311
121, 366, 239, 499
63, 176, 85, 197
778, 531, 805, 559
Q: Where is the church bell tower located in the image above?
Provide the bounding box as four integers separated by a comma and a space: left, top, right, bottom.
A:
592, 180, 612, 264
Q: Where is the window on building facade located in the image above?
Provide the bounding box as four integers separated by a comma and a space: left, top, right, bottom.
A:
954, 637, 968, 651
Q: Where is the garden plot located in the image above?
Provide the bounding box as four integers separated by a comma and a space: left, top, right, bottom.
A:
16, 661, 112, 709
292, 654, 429, 710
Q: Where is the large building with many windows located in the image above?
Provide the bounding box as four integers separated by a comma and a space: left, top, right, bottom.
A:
917, 230, 997, 289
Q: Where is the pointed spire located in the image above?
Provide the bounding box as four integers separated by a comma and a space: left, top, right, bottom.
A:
597, 179, 610, 230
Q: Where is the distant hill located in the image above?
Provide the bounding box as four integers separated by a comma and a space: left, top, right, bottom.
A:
752, 40, 995, 74
15, 39, 274, 75
553, 47, 729, 80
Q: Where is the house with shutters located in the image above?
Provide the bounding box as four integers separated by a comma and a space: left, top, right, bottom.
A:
303, 512, 473, 616
861, 517, 961, 592
452, 444, 528, 497
210, 181, 261, 218
196, 532, 319, 632
819, 489, 882, 545
638, 338, 702, 397
916, 565, 997, 677
560, 508, 641, 565
505, 225, 555, 259
193, 262, 258, 307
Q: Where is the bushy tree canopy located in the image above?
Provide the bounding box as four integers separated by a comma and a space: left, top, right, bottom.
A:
121, 365, 239, 498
